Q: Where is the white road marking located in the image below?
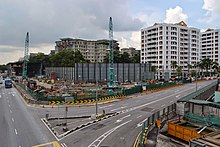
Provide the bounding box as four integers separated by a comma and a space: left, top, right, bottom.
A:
175, 95, 180, 98
136, 115, 142, 118
8, 104, 11, 108
136, 118, 148, 128
63, 143, 67, 147
10, 110, 12, 114
151, 109, 155, 112
115, 114, 131, 123
111, 106, 126, 112
0, 95, 1, 98
12, 117, 14, 122
41, 118, 59, 141
99, 104, 113, 109
88, 120, 132, 147
161, 104, 165, 108
14, 129, 18, 135
170, 101, 173, 103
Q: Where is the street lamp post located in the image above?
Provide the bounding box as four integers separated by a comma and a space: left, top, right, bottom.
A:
196, 66, 198, 91
95, 53, 98, 115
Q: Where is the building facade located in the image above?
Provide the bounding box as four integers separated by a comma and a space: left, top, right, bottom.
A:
201, 29, 220, 64
141, 21, 200, 78
55, 38, 119, 63
121, 47, 140, 57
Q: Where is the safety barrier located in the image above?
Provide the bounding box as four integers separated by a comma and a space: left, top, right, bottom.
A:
134, 103, 176, 147
48, 94, 125, 105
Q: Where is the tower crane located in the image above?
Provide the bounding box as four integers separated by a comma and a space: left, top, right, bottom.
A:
108, 17, 116, 88
23, 32, 29, 79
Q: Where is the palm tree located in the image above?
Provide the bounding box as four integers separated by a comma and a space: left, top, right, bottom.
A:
212, 61, 219, 76
151, 66, 157, 80
170, 61, 177, 78
176, 66, 182, 80
187, 63, 193, 77
199, 58, 213, 77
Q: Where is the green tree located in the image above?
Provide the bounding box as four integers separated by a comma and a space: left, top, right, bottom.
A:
29, 53, 51, 66
170, 61, 177, 78
176, 66, 182, 80
50, 50, 88, 67
131, 53, 140, 63
212, 61, 219, 75
121, 52, 131, 63
187, 63, 192, 76
0, 64, 7, 73
199, 58, 213, 77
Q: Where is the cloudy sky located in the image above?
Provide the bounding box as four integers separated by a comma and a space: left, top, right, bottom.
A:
0, 0, 219, 64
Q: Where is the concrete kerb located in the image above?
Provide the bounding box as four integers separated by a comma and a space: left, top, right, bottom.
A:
44, 112, 120, 139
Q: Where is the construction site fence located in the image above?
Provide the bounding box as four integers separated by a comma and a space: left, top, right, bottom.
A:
136, 103, 177, 147
19, 83, 142, 102
143, 81, 176, 90
123, 86, 142, 95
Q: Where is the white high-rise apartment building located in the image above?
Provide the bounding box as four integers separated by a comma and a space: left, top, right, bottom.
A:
201, 29, 220, 64
141, 21, 200, 78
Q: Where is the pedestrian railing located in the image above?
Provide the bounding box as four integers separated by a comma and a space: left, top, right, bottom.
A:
134, 103, 176, 147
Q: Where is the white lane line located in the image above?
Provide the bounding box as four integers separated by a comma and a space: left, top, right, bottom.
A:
161, 104, 165, 108
170, 101, 173, 103
63, 143, 67, 147
111, 106, 126, 112
10, 110, 12, 114
14, 129, 18, 135
99, 104, 114, 109
12, 117, 14, 122
8, 104, 11, 108
115, 114, 131, 123
175, 95, 180, 98
151, 109, 155, 112
136, 115, 142, 118
0, 95, 1, 98
41, 118, 59, 141
88, 120, 132, 147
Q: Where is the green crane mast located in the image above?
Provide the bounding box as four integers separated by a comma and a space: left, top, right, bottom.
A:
108, 17, 116, 88
23, 32, 29, 79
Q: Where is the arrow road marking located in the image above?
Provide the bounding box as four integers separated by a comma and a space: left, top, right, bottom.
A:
136, 118, 148, 128
115, 115, 131, 123
88, 120, 132, 147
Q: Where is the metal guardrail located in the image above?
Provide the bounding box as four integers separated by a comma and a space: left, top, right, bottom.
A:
177, 80, 218, 102
134, 103, 176, 147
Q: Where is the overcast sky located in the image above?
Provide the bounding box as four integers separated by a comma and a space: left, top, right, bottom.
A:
0, 0, 219, 64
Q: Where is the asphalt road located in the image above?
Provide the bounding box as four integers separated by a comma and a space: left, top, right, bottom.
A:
0, 80, 215, 147
0, 84, 51, 147
55, 80, 216, 147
